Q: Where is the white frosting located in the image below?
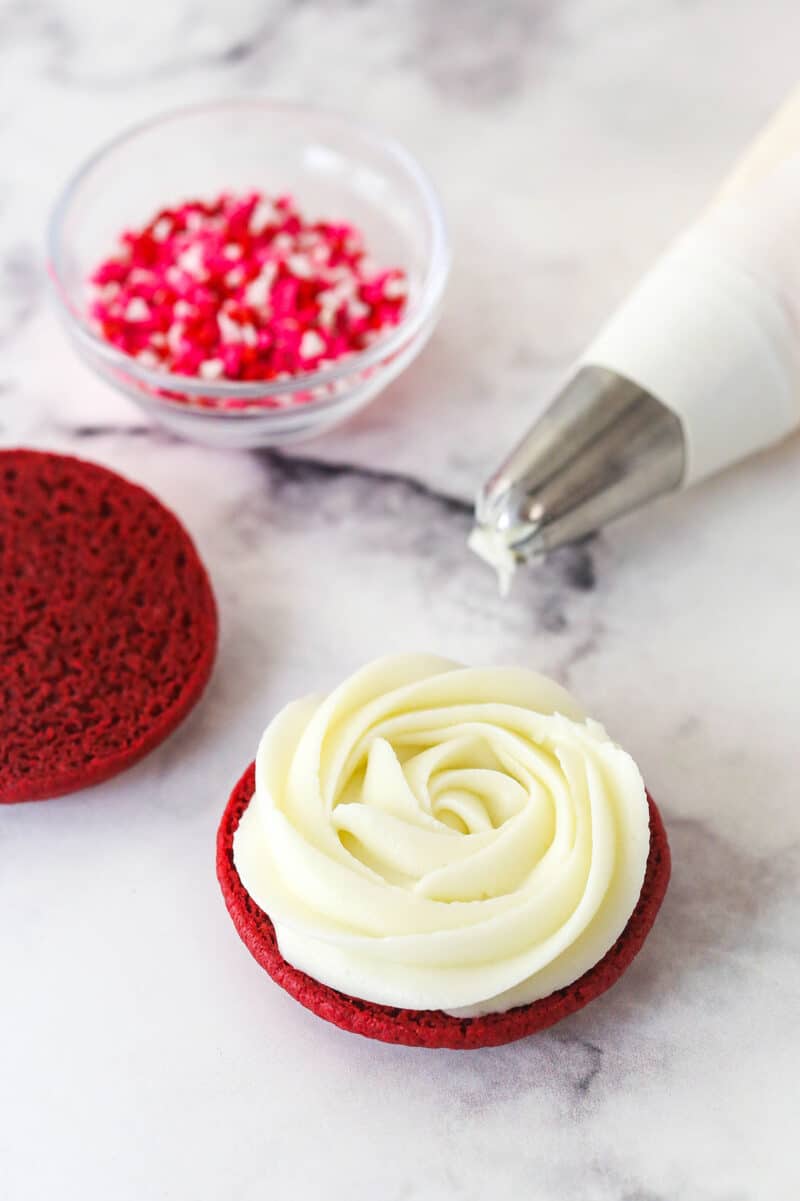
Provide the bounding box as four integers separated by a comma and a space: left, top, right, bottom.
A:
233, 655, 651, 1017
467, 526, 517, 596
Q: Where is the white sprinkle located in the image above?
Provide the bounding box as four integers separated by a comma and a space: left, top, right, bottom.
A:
223, 243, 242, 260
218, 312, 242, 343
124, 297, 150, 322
318, 280, 356, 308
383, 276, 407, 299
152, 217, 172, 241
287, 253, 312, 279
177, 243, 207, 279
136, 349, 159, 367
244, 263, 277, 309
299, 330, 326, 359
240, 323, 258, 347
186, 211, 205, 231
226, 267, 245, 287
199, 358, 224, 380
166, 323, 185, 353
249, 200, 279, 235
174, 299, 194, 318
347, 299, 369, 321
327, 264, 353, 283
273, 233, 293, 253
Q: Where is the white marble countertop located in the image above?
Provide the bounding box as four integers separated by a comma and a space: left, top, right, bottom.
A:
2, 2, 799, 1198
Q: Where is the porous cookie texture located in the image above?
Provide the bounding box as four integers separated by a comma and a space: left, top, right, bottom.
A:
217, 763, 671, 1049
1, 449, 217, 802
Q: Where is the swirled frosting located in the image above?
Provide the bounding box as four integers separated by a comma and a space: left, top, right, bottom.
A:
233, 655, 650, 1017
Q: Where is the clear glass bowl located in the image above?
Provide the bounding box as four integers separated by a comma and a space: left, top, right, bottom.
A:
47, 100, 450, 448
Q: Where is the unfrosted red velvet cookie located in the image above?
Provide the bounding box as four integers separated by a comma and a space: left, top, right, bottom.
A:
0, 449, 217, 802
217, 763, 671, 1050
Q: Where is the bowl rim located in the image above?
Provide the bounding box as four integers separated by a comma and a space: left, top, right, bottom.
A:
46, 97, 450, 412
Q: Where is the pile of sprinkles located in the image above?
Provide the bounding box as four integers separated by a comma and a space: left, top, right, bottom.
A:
88, 192, 408, 400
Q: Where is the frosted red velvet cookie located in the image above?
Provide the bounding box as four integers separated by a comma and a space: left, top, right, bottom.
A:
0, 450, 217, 802
217, 656, 670, 1048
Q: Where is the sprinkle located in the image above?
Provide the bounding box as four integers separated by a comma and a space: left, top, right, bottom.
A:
218, 312, 243, 344
249, 200, 279, 235
166, 324, 185, 354
199, 358, 224, 380
244, 264, 277, 310
383, 276, 408, 299
348, 299, 370, 322
299, 330, 326, 360
87, 190, 408, 403
177, 244, 206, 279
124, 297, 150, 322
287, 253, 313, 279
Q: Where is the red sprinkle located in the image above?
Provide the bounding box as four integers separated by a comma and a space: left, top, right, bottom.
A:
88, 192, 408, 401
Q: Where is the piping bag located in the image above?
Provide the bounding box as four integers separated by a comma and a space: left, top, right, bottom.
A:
470, 84, 800, 593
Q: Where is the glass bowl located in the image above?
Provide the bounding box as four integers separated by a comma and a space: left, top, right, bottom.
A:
47, 100, 450, 448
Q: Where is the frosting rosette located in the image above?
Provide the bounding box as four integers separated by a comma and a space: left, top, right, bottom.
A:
233, 655, 651, 1017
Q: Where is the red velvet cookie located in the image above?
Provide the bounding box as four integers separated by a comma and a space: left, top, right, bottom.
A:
217, 763, 671, 1049
1, 449, 217, 802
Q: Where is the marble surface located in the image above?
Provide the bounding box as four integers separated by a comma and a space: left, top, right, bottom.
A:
2, 2, 800, 1198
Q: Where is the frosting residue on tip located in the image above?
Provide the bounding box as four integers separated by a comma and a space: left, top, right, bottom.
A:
468, 525, 518, 596
233, 654, 651, 1017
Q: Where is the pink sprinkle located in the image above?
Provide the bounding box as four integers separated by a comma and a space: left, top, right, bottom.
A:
87, 190, 408, 405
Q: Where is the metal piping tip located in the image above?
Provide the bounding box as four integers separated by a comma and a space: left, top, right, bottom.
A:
470, 366, 686, 590
470, 481, 546, 594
